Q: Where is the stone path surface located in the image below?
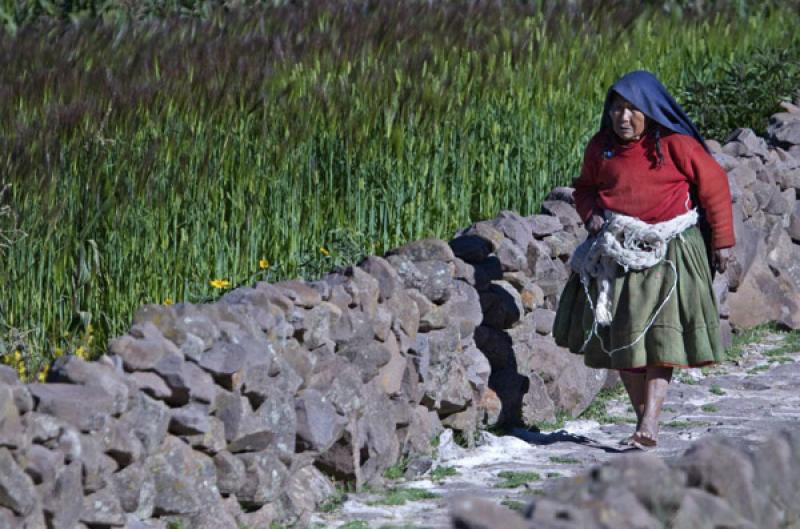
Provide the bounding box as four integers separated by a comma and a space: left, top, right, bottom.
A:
311, 332, 800, 528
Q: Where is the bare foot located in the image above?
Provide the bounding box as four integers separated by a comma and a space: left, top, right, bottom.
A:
632, 430, 657, 448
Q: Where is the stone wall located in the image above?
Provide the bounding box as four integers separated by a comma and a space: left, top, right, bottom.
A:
452, 426, 800, 529
2, 104, 800, 528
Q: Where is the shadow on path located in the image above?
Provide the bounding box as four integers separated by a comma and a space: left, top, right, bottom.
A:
508, 427, 638, 454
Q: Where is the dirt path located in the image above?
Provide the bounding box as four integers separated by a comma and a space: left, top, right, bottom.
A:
312, 332, 800, 529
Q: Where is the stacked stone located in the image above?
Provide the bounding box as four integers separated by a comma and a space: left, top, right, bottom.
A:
452, 427, 800, 529
710, 100, 800, 332
5, 104, 800, 529
451, 206, 608, 427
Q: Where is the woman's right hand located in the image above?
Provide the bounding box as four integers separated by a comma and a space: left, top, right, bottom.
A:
586, 213, 605, 235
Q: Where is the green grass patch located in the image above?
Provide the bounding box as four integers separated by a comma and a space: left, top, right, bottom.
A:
709, 385, 726, 396
549, 456, 580, 465
338, 522, 369, 529
546, 472, 562, 478
501, 499, 527, 513
748, 365, 771, 374
700, 404, 719, 413
665, 420, 709, 429
383, 458, 409, 480
430, 465, 458, 481
578, 385, 628, 424
318, 487, 349, 514
495, 471, 541, 488
367, 488, 439, 506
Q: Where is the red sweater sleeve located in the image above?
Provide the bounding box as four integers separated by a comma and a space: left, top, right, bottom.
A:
667, 136, 736, 249
573, 135, 603, 223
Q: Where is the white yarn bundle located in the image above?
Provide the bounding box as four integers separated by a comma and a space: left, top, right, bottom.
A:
569, 208, 698, 354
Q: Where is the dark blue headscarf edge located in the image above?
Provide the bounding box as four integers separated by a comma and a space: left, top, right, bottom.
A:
600, 70, 709, 152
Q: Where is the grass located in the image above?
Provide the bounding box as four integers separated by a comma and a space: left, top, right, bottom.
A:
578, 385, 630, 425
383, 458, 409, 480
367, 488, 439, 506
338, 523, 369, 529
501, 499, 527, 513
495, 470, 541, 488
430, 465, 458, 481
665, 420, 709, 429
549, 456, 580, 465
318, 486, 349, 514
701, 404, 719, 413
2, 3, 800, 374
709, 385, 726, 396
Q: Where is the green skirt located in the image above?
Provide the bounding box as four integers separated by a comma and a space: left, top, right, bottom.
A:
553, 226, 723, 370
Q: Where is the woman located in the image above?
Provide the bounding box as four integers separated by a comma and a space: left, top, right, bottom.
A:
553, 70, 734, 449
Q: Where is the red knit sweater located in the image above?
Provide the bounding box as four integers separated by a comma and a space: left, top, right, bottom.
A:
573, 130, 735, 249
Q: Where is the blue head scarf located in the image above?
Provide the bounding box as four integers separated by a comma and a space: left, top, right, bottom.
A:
600, 70, 709, 152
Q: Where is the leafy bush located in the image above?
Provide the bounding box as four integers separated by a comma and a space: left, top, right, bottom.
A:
681, 44, 800, 141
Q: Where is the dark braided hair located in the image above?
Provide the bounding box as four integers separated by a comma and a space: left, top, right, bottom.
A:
650, 123, 664, 168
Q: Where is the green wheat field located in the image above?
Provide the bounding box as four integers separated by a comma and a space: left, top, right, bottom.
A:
2, 0, 799, 379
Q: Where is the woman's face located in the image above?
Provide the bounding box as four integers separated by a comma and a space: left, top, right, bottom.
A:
609, 94, 647, 142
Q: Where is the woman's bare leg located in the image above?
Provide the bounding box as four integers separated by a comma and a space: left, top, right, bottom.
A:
634, 366, 673, 446
619, 370, 646, 431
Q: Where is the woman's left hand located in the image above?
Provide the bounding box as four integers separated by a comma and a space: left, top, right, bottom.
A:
713, 248, 730, 273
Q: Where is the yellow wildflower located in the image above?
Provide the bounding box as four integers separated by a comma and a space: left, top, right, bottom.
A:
75, 346, 89, 360
209, 279, 231, 289
319, 246, 330, 257
164, 298, 174, 305
38, 365, 49, 383
54, 347, 65, 358
259, 258, 270, 270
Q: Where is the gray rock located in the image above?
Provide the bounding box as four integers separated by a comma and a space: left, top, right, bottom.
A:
228, 387, 296, 455
41, 460, 82, 529
118, 393, 170, 456
194, 336, 271, 392
184, 416, 227, 454
767, 112, 800, 146
274, 279, 321, 308
111, 461, 156, 518
437, 280, 483, 339
450, 497, 531, 529
344, 266, 380, 316
724, 128, 770, 160
528, 214, 563, 238
109, 321, 180, 371
77, 434, 114, 492
47, 355, 131, 415
80, 488, 126, 527
727, 164, 757, 189
528, 308, 556, 335
336, 339, 392, 382
169, 403, 211, 436
359, 256, 402, 301
97, 418, 144, 468
508, 330, 606, 417
148, 436, 219, 516
415, 260, 455, 304
235, 450, 289, 508
462, 221, 505, 252
18, 445, 61, 486
495, 237, 529, 272
0, 448, 37, 516
129, 371, 172, 400
545, 186, 576, 205
213, 451, 245, 496
678, 436, 780, 527
388, 238, 455, 263
541, 200, 582, 231
386, 290, 420, 340
294, 388, 347, 453
282, 463, 336, 526
28, 383, 115, 432
491, 210, 535, 250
